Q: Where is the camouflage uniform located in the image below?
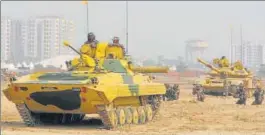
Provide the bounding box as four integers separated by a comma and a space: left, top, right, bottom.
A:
66, 32, 99, 71
172, 84, 180, 100
163, 84, 170, 101
234, 83, 247, 105
109, 37, 126, 56
253, 86, 264, 105
192, 84, 205, 102
163, 84, 179, 101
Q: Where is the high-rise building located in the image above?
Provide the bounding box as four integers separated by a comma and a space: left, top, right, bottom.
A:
1, 16, 12, 63
231, 42, 264, 67
25, 16, 75, 62
1, 16, 25, 63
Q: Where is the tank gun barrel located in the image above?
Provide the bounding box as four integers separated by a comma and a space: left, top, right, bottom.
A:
132, 66, 169, 73
63, 41, 81, 55
197, 58, 220, 73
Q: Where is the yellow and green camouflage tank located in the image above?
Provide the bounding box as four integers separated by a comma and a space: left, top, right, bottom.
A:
194, 58, 257, 97
3, 40, 170, 129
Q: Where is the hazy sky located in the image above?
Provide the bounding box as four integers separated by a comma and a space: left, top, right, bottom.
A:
2, 1, 265, 59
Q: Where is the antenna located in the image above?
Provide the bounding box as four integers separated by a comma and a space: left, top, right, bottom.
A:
82, 1, 89, 34
240, 24, 243, 64
125, 1, 129, 54
230, 25, 233, 66
86, 3, 89, 33
240, 24, 243, 46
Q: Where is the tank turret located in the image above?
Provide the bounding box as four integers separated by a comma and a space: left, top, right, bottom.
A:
63, 41, 169, 74
197, 58, 250, 78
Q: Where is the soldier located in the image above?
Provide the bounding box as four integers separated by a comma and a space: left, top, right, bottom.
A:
192, 84, 205, 102
163, 84, 170, 101
111, 36, 126, 55
165, 84, 177, 101
65, 61, 72, 71
80, 32, 99, 58
106, 36, 126, 59
234, 83, 247, 105
112, 37, 119, 45
172, 84, 180, 100
84, 32, 98, 47
252, 84, 264, 105
219, 56, 230, 67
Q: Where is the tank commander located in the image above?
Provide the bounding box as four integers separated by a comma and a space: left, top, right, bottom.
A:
80, 32, 99, 58
84, 32, 98, 47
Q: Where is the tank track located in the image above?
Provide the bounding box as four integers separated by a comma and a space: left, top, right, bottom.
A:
15, 95, 162, 129
16, 103, 85, 126
16, 103, 41, 126
96, 95, 162, 130
96, 105, 115, 129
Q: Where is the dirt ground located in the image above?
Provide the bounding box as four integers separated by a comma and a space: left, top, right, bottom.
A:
1, 83, 265, 135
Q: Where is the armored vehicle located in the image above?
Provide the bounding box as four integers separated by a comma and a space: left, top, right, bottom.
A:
193, 58, 257, 97
3, 40, 171, 129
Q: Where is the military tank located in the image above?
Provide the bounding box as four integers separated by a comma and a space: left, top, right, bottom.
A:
3, 40, 172, 129
193, 58, 257, 97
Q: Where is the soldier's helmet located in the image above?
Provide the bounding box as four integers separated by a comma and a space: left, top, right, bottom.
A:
112, 36, 120, 44
87, 32, 96, 41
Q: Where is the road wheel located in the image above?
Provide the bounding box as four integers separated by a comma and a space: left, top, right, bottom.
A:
144, 105, 153, 122
137, 106, 146, 124
116, 108, 126, 126
109, 110, 118, 128
130, 107, 139, 124
124, 107, 132, 124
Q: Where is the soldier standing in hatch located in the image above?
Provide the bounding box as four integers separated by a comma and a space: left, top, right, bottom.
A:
84, 32, 98, 48
110, 36, 126, 55
79, 32, 99, 58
